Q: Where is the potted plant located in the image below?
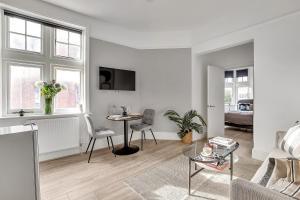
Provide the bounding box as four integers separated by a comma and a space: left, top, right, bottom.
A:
164, 110, 207, 144
35, 80, 66, 114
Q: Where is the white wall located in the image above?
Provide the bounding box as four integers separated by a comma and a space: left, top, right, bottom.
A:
192, 11, 300, 160
89, 38, 192, 143
192, 43, 254, 119
89, 38, 141, 138
139, 49, 192, 135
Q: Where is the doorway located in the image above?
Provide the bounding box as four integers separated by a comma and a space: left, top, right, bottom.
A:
201, 42, 254, 148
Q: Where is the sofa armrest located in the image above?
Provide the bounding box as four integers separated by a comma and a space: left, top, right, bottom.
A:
276, 131, 286, 148
230, 178, 293, 200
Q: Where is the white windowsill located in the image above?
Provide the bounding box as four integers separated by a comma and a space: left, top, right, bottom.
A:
0, 112, 82, 120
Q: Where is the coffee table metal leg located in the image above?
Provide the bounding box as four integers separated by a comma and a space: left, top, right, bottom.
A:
188, 158, 191, 195
230, 152, 233, 180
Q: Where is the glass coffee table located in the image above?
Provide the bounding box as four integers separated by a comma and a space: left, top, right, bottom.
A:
182, 140, 239, 195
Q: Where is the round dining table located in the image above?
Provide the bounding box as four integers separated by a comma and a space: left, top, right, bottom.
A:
107, 114, 143, 155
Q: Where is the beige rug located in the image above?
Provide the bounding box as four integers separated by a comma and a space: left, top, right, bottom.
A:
125, 155, 262, 200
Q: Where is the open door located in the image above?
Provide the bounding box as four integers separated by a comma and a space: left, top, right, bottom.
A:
207, 65, 225, 138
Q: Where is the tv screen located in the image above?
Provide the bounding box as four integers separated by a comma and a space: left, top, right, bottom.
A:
99, 67, 135, 91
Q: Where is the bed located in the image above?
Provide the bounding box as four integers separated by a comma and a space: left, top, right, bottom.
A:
225, 99, 253, 130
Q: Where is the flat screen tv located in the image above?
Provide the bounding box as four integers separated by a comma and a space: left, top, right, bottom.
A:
99, 67, 135, 91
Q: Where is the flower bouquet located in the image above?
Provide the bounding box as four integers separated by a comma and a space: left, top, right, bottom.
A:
35, 80, 66, 114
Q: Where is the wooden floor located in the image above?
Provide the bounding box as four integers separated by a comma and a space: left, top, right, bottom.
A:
40, 128, 255, 200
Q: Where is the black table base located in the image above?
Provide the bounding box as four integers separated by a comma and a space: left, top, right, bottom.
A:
107, 116, 142, 156
113, 145, 139, 155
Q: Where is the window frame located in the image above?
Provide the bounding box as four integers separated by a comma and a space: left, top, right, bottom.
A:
6, 61, 44, 114
52, 65, 83, 113
1, 9, 87, 117
6, 16, 44, 55
54, 28, 82, 61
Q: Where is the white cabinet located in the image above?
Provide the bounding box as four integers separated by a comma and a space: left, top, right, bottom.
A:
0, 125, 40, 200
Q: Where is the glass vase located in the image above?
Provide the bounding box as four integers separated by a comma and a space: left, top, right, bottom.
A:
44, 97, 53, 115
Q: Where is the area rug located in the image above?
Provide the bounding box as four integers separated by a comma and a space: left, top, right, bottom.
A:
125, 155, 262, 200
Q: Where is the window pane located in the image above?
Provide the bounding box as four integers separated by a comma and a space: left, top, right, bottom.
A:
224, 88, 233, 104
69, 32, 81, 45
69, 45, 80, 59
225, 78, 233, 83
238, 87, 249, 100
9, 65, 41, 110
27, 37, 41, 52
26, 21, 41, 37
56, 42, 69, 57
9, 17, 25, 34
56, 29, 68, 43
55, 69, 81, 109
9, 33, 25, 50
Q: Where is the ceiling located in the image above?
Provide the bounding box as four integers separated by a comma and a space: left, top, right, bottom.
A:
42, 0, 300, 32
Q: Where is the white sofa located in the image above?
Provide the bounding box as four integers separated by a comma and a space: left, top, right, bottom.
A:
230, 131, 295, 200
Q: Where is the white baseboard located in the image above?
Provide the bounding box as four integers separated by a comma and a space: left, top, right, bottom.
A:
252, 148, 269, 161
39, 147, 80, 162
39, 131, 181, 161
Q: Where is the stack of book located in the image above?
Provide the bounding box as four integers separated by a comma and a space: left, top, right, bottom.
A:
209, 136, 236, 148
205, 161, 229, 171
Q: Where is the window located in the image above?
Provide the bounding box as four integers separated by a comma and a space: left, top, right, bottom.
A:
238, 76, 248, 82
55, 29, 81, 59
2, 10, 85, 116
225, 70, 234, 83
8, 17, 42, 53
8, 64, 42, 111
224, 87, 233, 104
54, 68, 81, 111
225, 77, 233, 83
237, 87, 250, 100
236, 69, 248, 82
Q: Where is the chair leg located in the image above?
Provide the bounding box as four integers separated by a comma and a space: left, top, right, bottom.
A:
141, 130, 145, 151
85, 137, 93, 154
88, 138, 96, 163
106, 137, 110, 150
150, 128, 157, 144
129, 130, 133, 146
109, 136, 116, 157
144, 131, 146, 141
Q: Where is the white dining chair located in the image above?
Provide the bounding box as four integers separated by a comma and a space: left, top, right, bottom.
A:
84, 114, 116, 163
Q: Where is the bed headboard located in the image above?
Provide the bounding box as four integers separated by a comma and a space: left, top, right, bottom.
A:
237, 99, 253, 111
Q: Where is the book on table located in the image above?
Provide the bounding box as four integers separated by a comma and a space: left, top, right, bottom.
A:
209, 136, 236, 148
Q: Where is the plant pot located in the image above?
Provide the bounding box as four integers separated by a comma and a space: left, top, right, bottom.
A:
182, 132, 192, 144
44, 98, 53, 115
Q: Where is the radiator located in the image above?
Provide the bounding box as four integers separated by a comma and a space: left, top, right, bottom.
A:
31, 117, 80, 154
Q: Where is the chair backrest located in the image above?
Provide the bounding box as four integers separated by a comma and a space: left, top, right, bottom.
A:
84, 114, 95, 137
142, 109, 155, 125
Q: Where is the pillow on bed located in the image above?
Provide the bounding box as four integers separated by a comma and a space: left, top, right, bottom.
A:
280, 125, 300, 158
239, 103, 251, 111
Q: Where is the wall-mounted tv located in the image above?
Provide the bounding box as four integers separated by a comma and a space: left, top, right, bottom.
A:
99, 67, 136, 91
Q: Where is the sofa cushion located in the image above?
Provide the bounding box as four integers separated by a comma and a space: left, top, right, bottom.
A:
251, 148, 289, 183
267, 158, 300, 199
258, 158, 276, 187
281, 125, 300, 158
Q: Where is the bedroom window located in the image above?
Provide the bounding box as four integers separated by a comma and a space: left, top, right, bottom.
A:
225, 70, 234, 83
236, 69, 248, 82
225, 87, 233, 104
237, 87, 251, 100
